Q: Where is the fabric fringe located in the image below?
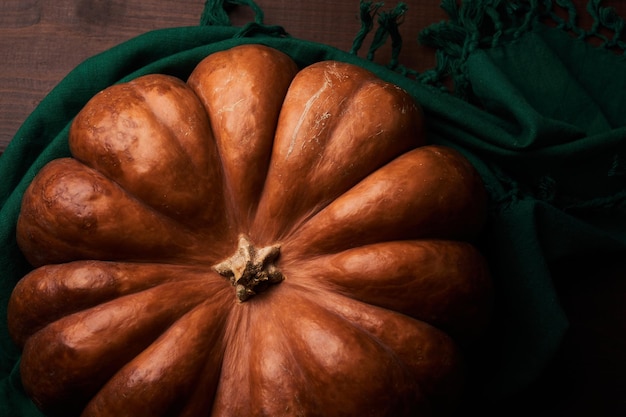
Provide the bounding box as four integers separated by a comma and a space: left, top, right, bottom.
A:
417, 0, 626, 95
586, 0, 626, 51
350, 1, 385, 54
201, 0, 289, 39
350, 1, 409, 70
418, 0, 543, 95
200, 0, 625, 92
200, 0, 265, 26
366, 3, 408, 68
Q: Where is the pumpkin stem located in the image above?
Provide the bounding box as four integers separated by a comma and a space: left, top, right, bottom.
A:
212, 235, 283, 302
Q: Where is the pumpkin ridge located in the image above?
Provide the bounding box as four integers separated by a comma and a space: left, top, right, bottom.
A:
282, 145, 487, 259
81, 298, 231, 417
299, 286, 463, 416
16, 158, 232, 266
277, 82, 423, 241
19, 279, 221, 416
250, 60, 423, 244
187, 44, 298, 232
211, 283, 422, 416
7, 260, 218, 347
251, 286, 428, 416
69, 73, 229, 232
290, 239, 492, 342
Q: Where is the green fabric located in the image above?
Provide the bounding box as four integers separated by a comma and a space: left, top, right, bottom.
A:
1, 0, 625, 415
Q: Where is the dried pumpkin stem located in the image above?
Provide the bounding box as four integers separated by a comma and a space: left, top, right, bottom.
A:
212, 235, 283, 302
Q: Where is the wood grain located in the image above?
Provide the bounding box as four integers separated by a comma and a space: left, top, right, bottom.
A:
0, 0, 204, 153
3, 0, 624, 153
0, 0, 445, 154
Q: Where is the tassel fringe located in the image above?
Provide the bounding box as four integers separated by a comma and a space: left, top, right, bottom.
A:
200, 0, 265, 26
199, 0, 624, 94
417, 0, 626, 95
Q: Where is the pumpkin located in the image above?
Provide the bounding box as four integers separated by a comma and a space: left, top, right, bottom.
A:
8, 44, 491, 417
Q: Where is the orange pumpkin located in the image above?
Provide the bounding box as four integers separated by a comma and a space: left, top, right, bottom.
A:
8, 44, 491, 417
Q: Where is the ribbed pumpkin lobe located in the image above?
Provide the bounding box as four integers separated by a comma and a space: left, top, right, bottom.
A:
212, 235, 283, 302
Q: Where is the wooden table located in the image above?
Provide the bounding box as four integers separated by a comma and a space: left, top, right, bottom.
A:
1, 1, 625, 415
0, 0, 448, 154
2, 0, 625, 153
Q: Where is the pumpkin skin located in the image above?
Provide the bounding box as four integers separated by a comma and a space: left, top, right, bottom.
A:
8, 44, 491, 417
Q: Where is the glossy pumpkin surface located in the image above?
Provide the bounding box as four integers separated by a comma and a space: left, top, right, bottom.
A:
8, 44, 491, 417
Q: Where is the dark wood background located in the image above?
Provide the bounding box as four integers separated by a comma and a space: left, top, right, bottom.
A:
2, 1, 625, 153
0, 0, 450, 154
1, 1, 626, 415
